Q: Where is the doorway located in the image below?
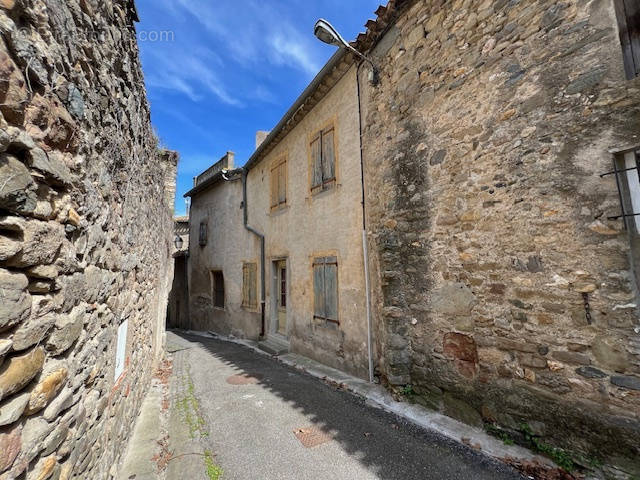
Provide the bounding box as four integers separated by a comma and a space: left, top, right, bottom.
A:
273, 259, 287, 337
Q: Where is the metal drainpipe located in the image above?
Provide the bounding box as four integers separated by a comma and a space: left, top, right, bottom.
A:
356, 60, 375, 384
241, 168, 266, 338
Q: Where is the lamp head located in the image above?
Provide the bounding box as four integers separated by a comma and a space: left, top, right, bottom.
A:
174, 235, 184, 250
314, 19, 347, 48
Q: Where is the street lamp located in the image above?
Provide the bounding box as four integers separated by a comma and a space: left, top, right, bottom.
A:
174, 235, 183, 251
314, 18, 379, 85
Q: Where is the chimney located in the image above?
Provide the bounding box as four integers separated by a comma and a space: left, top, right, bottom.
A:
255, 131, 270, 150
225, 151, 235, 169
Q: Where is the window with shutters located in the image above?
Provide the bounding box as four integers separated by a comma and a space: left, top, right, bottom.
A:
242, 263, 257, 309
310, 125, 336, 194
198, 221, 207, 246
211, 270, 224, 309
312, 256, 338, 324
270, 157, 287, 210
614, 0, 640, 79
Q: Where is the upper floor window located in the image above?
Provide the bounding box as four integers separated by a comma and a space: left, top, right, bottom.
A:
199, 221, 207, 246
270, 157, 287, 210
310, 125, 336, 194
614, 0, 640, 79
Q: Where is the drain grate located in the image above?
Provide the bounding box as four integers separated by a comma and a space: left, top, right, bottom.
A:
226, 374, 262, 385
293, 426, 332, 448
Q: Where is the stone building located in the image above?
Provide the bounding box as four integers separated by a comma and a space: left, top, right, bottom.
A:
357, 0, 640, 476
186, 52, 373, 378
0, 1, 176, 479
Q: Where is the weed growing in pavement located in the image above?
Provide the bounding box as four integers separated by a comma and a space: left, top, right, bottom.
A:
204, 450, 223, 480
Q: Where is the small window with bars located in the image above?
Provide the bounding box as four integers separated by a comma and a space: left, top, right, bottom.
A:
211, 270, 225, 309
602, 147, 640, 231
270, 157, 287, 210
614, 0, 640, 79
242, 263, 257, 309
313, 256, 338, 324
310, 126, 336, 194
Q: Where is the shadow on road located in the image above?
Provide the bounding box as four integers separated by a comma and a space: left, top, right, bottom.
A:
170, 330, 523, 480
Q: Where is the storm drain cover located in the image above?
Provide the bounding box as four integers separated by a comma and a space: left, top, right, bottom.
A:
293, 426, 332, 448
226, 374, 262, 385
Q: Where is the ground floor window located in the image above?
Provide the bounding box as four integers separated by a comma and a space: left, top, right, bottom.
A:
211, 270, 225, 309
313, 256, 338, 324
242, 263, 257, 309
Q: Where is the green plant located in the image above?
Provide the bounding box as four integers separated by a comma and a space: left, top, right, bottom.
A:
519, 423, 575, 472
176, 370, 208, 439
204, 450, 223, 480
401, 384, 415, 396
485, 423, 514, 445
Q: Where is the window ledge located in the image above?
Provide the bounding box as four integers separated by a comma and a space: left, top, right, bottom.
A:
269, 204, 289, 216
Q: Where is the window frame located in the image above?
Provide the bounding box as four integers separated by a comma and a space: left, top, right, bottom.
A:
198, 221, 208, 247
242, 262, 258, 310
614, 0, 640, 79
211, 270, 225, 309
270, 155, 287, 211
309, 121, 338, 195
312, 256, 339, 325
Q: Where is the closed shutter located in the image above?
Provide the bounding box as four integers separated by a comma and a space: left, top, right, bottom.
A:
242, 263, 257, 308
313, 259, 325, 318
270, 164, 278, 208
311, 135, 322, 190
242, 264, 249, 307
321, 128, 335, 183
249, 263, 257, 308
615, 0, 640, 79
312, 257, 338, 323
324, 257, 338, 322
278, 162, 286, 204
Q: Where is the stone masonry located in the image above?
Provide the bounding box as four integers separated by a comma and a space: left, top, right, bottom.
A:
361, 0, 640, 476
0, 1, 176, 479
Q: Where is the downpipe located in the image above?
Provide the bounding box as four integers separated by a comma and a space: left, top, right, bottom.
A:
356, 60, 375, 383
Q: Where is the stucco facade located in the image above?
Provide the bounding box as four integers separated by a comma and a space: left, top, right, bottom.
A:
187, 155, 262, 339
246, 65, 370, 378
187, 63, 371, 379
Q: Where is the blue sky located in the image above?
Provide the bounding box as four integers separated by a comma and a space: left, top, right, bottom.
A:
136, 0, 382, 215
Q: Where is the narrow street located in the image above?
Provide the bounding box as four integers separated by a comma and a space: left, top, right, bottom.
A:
160, 331, 524, 480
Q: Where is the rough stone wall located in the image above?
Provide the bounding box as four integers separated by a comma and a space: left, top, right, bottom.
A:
362, 0, 640, 475
0, 1, 176, 479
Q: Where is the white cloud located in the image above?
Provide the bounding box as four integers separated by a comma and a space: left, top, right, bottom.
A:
168, 0, 323, 76
142, 47, 241, 106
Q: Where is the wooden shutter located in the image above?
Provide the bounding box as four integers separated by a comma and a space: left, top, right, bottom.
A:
270, 164, 278, 208
312, 257, 338, 323
313, 259, 325, 318
311, 135, 322, 190
321, 128, 335, 183
615, 0, 640, 79
278, 162, 286, 205
249, 263, 257, 308
242, 264, 249, 307
324, 257, 338, 322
